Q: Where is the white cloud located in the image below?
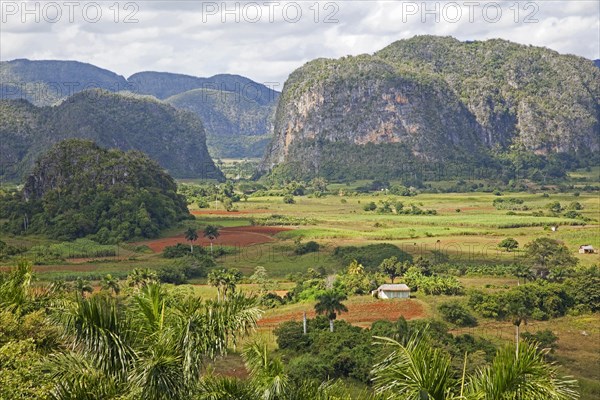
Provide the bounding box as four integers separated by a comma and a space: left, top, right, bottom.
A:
0, 1, 598, 84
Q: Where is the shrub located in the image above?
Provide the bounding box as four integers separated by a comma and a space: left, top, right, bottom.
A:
283, 194, 295, 204
493, 197, 526, 210
439, 302, 478, 327
259, 293, 285, 308
522, 329, 559, 352
363, 202, 377, 211
295, 241, 320, 255
158, 256, 213, 284
333, 243, 412, 271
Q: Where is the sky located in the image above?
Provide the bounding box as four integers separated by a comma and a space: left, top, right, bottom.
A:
1, 0, 599, 86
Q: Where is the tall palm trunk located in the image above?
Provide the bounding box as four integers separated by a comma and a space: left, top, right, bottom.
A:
515, 323, 520, 356
329, 319, 334, 332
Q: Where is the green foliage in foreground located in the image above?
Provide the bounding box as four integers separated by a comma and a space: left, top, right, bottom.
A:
0, 140, 191, 243
0, 261, 584, 399
274, 317, 496, 387
0, 260, 261, 400
372, 333, 579, 400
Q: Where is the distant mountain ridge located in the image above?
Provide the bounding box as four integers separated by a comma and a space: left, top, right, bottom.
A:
0, 90, 223, 181
0, 59, 279, 158
128, 71, 278, 105
260, 36, 600, 180
0, 58, 131, 105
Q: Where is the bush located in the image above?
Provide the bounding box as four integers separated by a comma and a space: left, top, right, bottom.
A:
157, 256, 213, 284
259, 292, 285, 308
274, 320, 312, 352
439, 302, 478, 327
333, 243, 412, 271
283, 194, 295, 204
522, 329, 559, 352
493, 197, 526, 210
294, 241, 320, 255
363, 202, 377, 211
287, 354, 333, 382
563, 210, 583, 219
162, 243, 207, 258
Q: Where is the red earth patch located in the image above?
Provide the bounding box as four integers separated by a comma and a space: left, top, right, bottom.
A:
258, 299, 425, 329
132, 226, 292, 253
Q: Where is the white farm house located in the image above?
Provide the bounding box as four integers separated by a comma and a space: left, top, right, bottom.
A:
373, 284, 411, 299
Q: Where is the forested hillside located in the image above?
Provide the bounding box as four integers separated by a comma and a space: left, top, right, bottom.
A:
0, 90, 223, 181
0, 139, 191, 242
0, 59, 130, 105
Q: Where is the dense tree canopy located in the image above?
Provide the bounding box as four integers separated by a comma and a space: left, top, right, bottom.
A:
0, 139, 191, 243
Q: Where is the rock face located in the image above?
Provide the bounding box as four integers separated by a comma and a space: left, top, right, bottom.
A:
261, 36, 600, 180
0, 90, 223, 181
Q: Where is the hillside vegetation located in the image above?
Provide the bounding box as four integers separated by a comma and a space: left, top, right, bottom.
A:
0, 60, 279, 159
0, 139, 191, 242
0, 90, 223, 181
166, 88, 275, 158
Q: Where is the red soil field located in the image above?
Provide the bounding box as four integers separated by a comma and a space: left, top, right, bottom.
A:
258, 299, 425, 329
134, 226, 292, 253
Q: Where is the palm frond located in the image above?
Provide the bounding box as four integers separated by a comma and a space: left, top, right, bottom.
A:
371, 334, 456, 400
58, 294, 135, 376
44, 351, 121, 400
243, 340, 289, 400
466, 341, 579, 400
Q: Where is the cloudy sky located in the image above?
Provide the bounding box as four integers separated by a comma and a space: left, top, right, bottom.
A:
1, 0, 598, 85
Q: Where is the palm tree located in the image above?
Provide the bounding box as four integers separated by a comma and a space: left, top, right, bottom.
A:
101, 274, 120, 296
208, 269, 227, 301
127, 268, 158, 289
0, 259, 37, 315
184, 227, 199, 253
504, 291, 532, 355
203, 225, 220, 255
223, 269, 242, 300
48, 284, 262, 400
242, 341, 289, 400
314, 290, 348, 332
372, 334, 455, 400
466, 341, 579, 399
74, 277, 93, 297
371, 332, 578, 400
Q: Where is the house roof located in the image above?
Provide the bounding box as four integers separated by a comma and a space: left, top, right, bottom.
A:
580, 245, 594, 249
378, 284, 410, 292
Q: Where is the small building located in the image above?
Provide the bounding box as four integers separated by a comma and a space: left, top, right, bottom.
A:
373, 284, 411, 299
551, 226, 558, 232
579, 245, 596, 254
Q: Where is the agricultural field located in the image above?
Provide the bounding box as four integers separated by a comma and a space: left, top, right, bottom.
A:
1, 178, 599, 399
